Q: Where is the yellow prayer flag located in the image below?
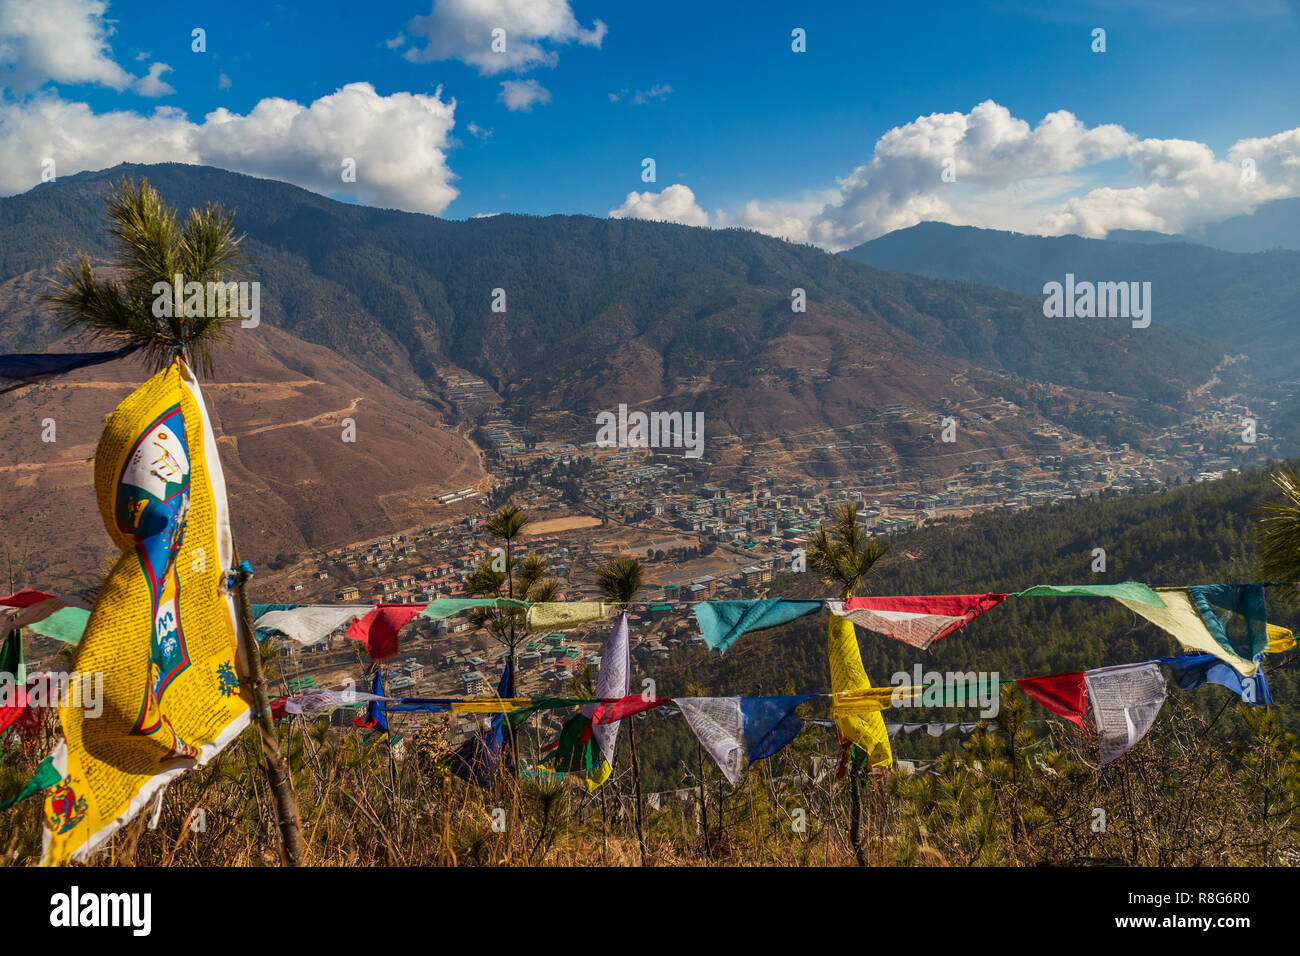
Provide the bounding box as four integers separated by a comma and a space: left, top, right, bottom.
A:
830, 685, 920, 716
584, 759, 613, 792
1267, 623, 1295, 654
1123, 590, 1257, 675
526, 602, 612, 631
43, 361, 251, 865
450, 698, 534, 714
827, 615, 893, 769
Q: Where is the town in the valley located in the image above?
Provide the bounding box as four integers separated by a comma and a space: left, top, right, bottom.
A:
208, 366, 1290, 750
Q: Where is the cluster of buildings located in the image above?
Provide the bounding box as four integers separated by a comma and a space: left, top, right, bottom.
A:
261, 374, 1285, 704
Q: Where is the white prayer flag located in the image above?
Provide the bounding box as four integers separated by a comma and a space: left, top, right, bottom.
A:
254, 605, 371, 645
1085, 662, 1168, 765
675, 697, 746, 785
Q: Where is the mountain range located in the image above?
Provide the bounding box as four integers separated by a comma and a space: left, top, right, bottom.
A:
1111, 198, 1300, 254
1, 163, 1294, 581
842, 220, 1300, 377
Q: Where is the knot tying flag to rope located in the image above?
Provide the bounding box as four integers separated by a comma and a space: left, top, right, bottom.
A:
227, 560, 255, 589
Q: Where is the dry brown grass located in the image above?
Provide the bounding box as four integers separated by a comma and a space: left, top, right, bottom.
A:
2, 691, 1297, 868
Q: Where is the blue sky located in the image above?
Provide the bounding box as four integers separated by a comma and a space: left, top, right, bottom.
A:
3, 0, 1299, 247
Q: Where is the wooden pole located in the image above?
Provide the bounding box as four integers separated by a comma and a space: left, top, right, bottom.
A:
848, 758, 867, 867
232, 560, 304, 866
697, 741, 710, 856
627, 715, 646, 866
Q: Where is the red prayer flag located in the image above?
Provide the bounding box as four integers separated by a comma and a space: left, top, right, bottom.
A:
347, 604, 425, 660
836, 594, 1008, 649
0, 589, 57, 609
0, 684, 28, 732
589, 695, 671, 725
0, 678, 42, 735
1017, 673, 1089, 732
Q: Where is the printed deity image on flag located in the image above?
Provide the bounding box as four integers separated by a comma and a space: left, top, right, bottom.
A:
120, 404, 194, 752
42, 360, 251, 865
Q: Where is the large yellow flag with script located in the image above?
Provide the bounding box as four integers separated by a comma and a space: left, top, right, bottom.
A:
827, 615, 893, 770
43, 360, 250, 865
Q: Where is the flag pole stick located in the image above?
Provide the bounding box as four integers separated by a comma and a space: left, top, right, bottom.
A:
232, 558, 305, 865
628, 714, 646, 865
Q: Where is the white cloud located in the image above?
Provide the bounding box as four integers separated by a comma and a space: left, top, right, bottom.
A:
610, 85, 672, 105
498, 78, 550, 112
0, 0, 135, 92
726, 100, 1300, 248
610, 184, 709, 228
0, 82, 461, 214
218, 72, 232, 90
132, 62, 174, 97
633, 84, 671, 104
396, 0, 606, 75
717, 194, 838, 245
466, 120, 492, 140
1041, 127, 1300, 237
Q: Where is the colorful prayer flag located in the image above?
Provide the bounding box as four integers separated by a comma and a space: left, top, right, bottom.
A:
1016, 672, 1089, 731
420, 597, 528, 619
282, 687, 385, 716
1186, 585, 1269, 662
0, 345, 140, 394
43, 360, 251, 865
353, 669, 388, 731
675, 695, 813, 784
827, 593, 1006, 649
450, 660, 515, 786
826, 614, 892, 769
0, 593, 94, 647
693, 599, 822, 653
1121, 589, 1258, 675
0, 754, 61, 810
1267, 624, 1295, 654
1157, 654, 1271, 705
1016, 582, 1165, 606
347, 604, 425, 660
1084, 662, 1167, 765
584, 613, 631, 772
526, 601, 612, 631
255, 605, 369, 645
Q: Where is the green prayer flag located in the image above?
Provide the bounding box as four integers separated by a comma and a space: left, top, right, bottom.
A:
0, 754, 59, 810
0, 628, 23, 684
1015, 582, 1165, 607
24, 607, 90, 645
420, 598, 528, 620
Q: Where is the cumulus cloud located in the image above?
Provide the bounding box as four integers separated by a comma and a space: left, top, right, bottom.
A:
498, 78, 550, 112
726, 100, 1300, 248
0, 83, 461, 214
132, 62, 175, 97
0, 0, 135, 92
396, 0, 606, 75
609, 184, 709, 228
1041, 127, 1300, 237
466, 120, 492, 140
717, 193, 838, 246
